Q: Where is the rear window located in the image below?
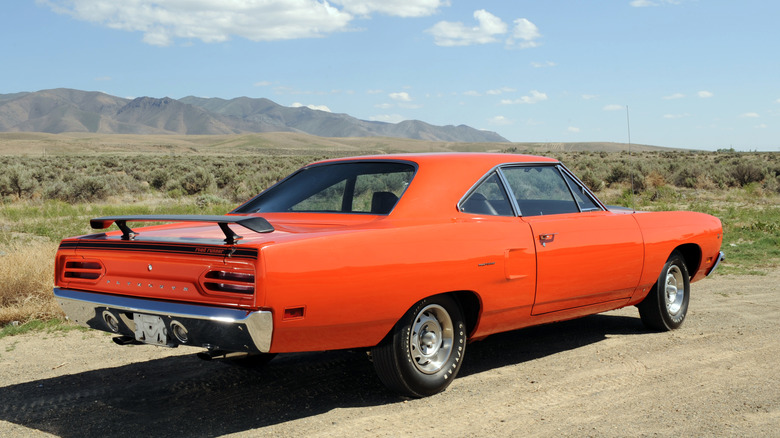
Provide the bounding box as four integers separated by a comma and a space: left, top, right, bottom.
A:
234, 161, 416, 214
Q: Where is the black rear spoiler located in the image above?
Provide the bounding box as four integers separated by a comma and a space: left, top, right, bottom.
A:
90, 215, 274, 245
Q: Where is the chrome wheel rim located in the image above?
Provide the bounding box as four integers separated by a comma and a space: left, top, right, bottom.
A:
665, 265, 685, 316
410, 304, 454, 374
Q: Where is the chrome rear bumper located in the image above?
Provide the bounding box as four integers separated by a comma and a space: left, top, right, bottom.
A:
54, 288, 273, 353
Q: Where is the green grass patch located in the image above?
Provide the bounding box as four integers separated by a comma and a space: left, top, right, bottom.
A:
0, 318, 86, 341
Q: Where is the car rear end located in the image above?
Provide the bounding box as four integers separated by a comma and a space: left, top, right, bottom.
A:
54, 229, 273, 354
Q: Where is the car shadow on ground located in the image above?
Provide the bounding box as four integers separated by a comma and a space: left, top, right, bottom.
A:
0, 313, 646, 437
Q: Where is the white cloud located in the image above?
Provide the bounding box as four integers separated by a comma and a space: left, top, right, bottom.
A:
291, 102, 332, 112
41, 0, 447, 46
367, 89, 384, 95
486, 87, 516, 95
603, 104, 624, 111
427, 10, 540, 48
663, 113, 691, 119
375, 103, 393, 109
567, 126, 581, 133
582, 94, 598, 100
630, 0, 681, 7
531, 61, 556, 68
754, 124, 768, 129
253, 81, 272, 87
663, 93, 686, 100
506, 18, 541, 49
463, 90, 482, 97
698, 90, 714, 98
389, 92, 412, 102
775, 98, 780, 103
740, 112, 760, 118
333, 0, 448, 18
500, 90, 547, 105
370, 114, 405, 123
427, 9, 507, 47
488, 116, 513, 126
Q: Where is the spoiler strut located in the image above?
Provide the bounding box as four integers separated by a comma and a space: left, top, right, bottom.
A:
90, 215, 274, 245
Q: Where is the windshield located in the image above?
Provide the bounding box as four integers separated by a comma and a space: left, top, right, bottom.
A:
233, 161, 416, 215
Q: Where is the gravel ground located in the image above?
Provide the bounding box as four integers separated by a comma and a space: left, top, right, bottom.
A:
1, 270, 778, 437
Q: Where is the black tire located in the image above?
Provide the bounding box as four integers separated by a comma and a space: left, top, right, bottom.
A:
371, 295, 467, 398
638, 251, 690, 331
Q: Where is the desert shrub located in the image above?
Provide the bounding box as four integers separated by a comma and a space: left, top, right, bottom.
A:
67, 176, 108, 202
645, 171, 666, 188
606, 163, 645, 192
731, 162, 764, 186
213, 165, 237, 189
195, 194, 229, 208
0, 165, 39, 199
179, 167, 214, 195
149, 168, 170, 190
672, 166, 701, 188
578, 170, 604, 192
43, 181, 70, 201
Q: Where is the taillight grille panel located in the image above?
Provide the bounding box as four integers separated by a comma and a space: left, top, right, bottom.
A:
202, 270, 255, 295
63, 260, 104, 281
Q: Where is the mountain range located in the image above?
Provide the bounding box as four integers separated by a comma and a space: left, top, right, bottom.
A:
0, 88, 508, 142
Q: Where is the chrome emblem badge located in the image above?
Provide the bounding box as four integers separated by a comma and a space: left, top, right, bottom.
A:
148, 264, 153, 271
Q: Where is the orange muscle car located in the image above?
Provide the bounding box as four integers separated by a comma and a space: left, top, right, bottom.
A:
54, 153, 724, 397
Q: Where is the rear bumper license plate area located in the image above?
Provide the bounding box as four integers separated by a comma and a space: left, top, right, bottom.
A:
134, 313, 169, 346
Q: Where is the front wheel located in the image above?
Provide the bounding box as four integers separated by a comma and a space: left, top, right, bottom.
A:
371, 295, 467, 398
638, 251, 690, 331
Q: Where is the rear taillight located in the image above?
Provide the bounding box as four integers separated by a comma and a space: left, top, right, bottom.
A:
202, 270, 255, 295
63, 260, 104, 280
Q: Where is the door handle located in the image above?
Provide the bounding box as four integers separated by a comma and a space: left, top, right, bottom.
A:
539, 233, 557, 247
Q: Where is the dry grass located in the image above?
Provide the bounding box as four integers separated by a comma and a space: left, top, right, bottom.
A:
0, 240, 63, 325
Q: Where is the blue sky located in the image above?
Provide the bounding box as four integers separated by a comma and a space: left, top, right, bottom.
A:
2, 0, 778, 151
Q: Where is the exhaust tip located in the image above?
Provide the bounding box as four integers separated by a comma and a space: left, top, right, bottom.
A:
102, 311, 120, 333
170, 320, 189, 344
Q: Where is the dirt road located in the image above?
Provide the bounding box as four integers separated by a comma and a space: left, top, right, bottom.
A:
1, 271, 778, 437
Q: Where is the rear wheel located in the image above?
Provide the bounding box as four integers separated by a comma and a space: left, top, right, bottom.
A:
371, 295, 467, 398
638, 251, 690, 331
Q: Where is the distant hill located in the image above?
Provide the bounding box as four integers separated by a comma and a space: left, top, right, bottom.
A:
0, 131, 676, 157
0, 88, 508, 142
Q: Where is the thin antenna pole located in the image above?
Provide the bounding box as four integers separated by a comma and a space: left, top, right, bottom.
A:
626, 105, 635, 212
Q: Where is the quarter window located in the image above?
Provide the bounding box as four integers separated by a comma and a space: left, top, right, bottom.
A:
460, 172, 514, 216
502, 166, 579, 216
562, 171, 601, 212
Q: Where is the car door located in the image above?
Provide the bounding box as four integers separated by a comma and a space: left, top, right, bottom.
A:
500, 165, 644, 315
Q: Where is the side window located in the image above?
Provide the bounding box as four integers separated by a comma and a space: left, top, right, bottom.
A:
562, 171, 601, 212
502, 166, 578, 216
460, 172, 514, 216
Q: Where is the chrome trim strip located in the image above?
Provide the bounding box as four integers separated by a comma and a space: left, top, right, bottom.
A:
54, 288, 273, 352
496, 167, 522, 217
706, 251, 725, 277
